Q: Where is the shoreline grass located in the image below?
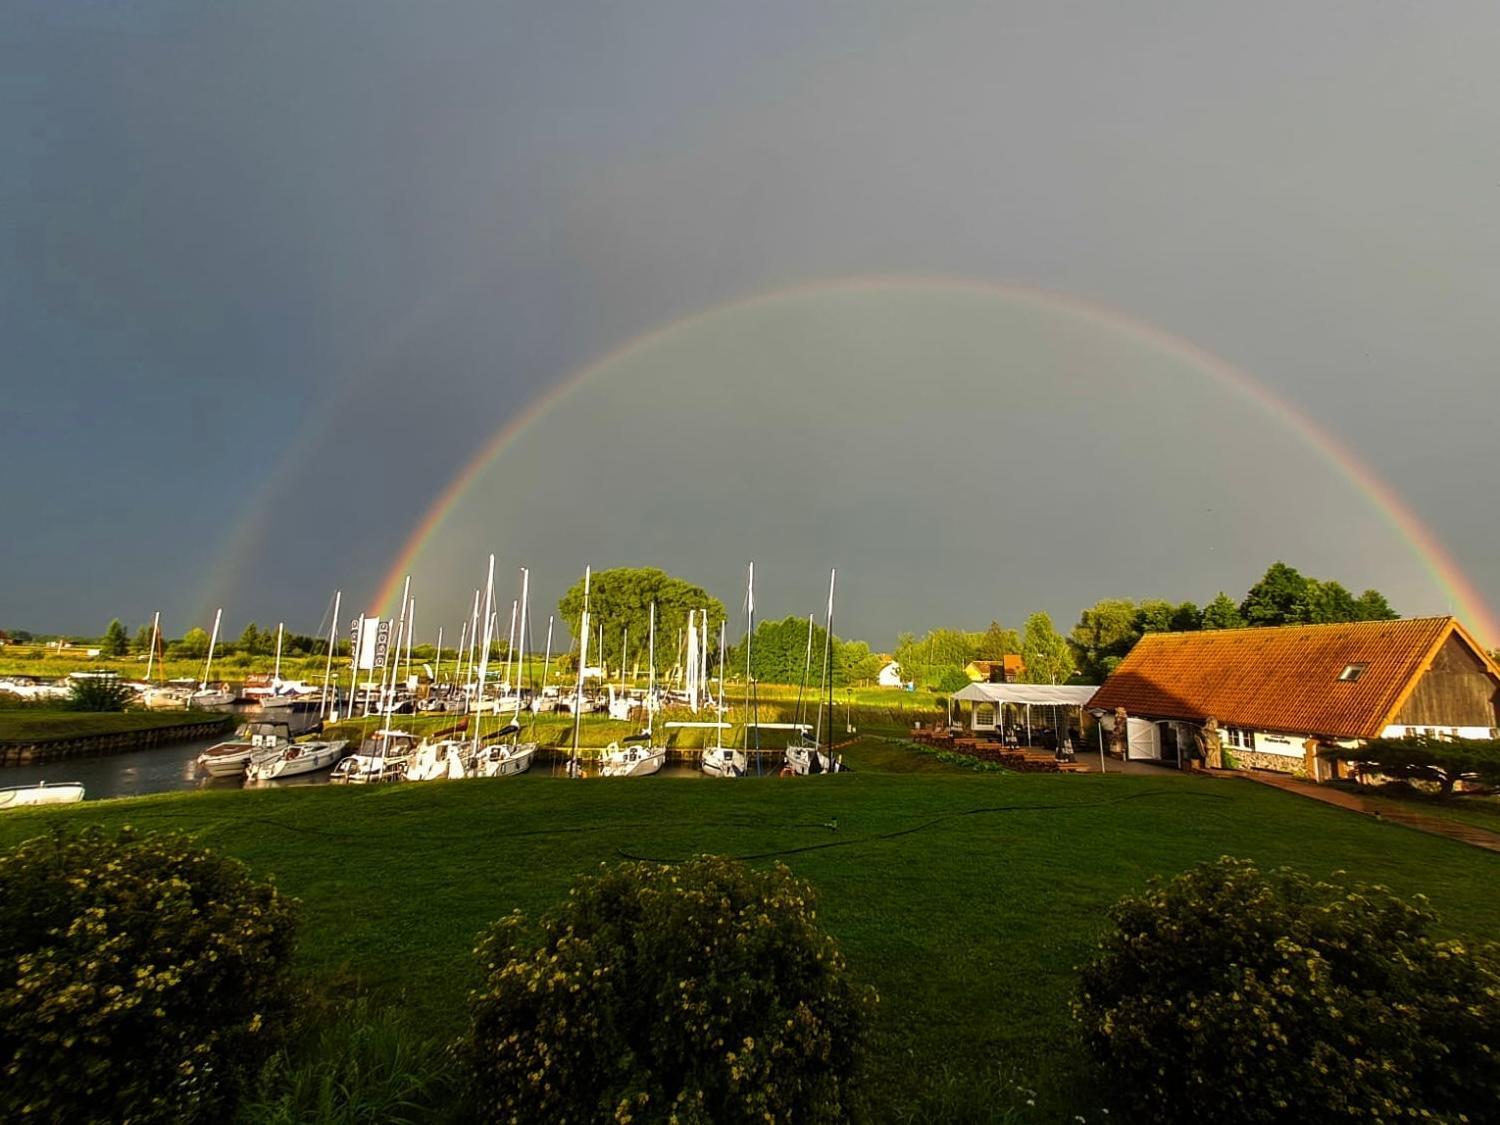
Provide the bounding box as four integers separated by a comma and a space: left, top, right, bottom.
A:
0, 709, 227, 744
2, 745, 1496, 1119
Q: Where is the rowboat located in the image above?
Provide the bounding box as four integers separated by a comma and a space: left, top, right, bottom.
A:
0, 781, 85, 810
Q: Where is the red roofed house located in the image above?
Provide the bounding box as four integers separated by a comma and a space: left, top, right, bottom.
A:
1085, 617, 1500, 777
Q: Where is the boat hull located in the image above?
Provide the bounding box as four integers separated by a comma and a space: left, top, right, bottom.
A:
599, 747, 665, 778
476, 744, 537, 778
0, 782, 86, 809
701, 749, 747, 778
245, 740, 349, 781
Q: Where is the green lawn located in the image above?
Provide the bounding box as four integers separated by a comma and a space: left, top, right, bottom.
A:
0, 709, 224, 743
2, 743, 1496, 1120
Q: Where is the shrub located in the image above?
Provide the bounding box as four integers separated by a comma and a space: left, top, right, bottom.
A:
457, 855, 876, 1123
1074, 856, 1500, 1123
66, 674, 134, 712
0, 827, 299, 1123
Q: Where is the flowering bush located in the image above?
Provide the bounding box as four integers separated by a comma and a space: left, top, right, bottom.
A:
1074, 856, 1500, 1123
0, 827, 299, 1123
458, 855, 876, 1123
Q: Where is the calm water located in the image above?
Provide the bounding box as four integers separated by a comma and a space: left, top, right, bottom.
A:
2, 727, 780, 801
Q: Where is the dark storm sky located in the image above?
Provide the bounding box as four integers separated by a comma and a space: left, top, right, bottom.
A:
5, 2, 1498, 642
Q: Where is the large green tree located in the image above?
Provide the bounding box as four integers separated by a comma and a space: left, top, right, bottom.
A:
728, 616, 875, 687
893, 628, 980, 689
558, 567, 726, 674
1201, 592, 1246, 630
174, 627, 212, 659
101, 619, 129, 657
1021, 612, 1076, 684
1069, 599, 1140, 682
975, 621, 1021, 661
1240, 561, 1313, 626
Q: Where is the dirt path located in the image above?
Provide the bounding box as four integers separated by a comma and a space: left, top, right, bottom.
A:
1228, 770, 1500, 855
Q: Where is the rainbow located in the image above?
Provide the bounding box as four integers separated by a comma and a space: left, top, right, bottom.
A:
373, 275, 1499, 645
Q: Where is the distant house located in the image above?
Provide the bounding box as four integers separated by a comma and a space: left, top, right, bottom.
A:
965, 655, 1025, 683
877, 660, 904, 688
1086, 617, 1500, 777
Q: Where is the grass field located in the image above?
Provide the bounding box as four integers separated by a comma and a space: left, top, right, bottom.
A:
0, 709, 225, 743
3, 740, 1497, 1120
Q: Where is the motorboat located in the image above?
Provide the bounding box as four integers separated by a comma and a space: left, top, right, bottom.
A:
0, 677, 72, 702
0, 781, 85, 810
244, 738, 349, 782
142, 681, 195, 709
701, 744, 747, 778
197, 722, 292, 778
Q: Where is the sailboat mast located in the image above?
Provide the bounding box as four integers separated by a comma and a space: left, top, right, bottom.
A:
517, 567, 530, 701
201, 608, 222, 689
716, 620, 726, 751
145, 611, 160, 683
503, 599, 518, 697
472, 556, 496, 750
320, 590, 341, 719
816, 569, 836, 753
464, 589, 480, 693
382, 575, 412, 737
273, 622, 284, 685
647, 602, 656, 738
796, 612, 815, 730
571, 568, 592, 773
434, 626, 444, 685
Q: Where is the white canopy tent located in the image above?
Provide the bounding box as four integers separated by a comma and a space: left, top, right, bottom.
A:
951, 682, 1099, 747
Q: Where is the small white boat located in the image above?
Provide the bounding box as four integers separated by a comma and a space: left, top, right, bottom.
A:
599, 735, 665, 778
0, 678, 73, 702
142, 682, 194, 709
0, 781, 85, 810
190, 686, 236, 709
244, 738, 349, 782
404, 738, 469, 782
197, 722, 292, 778
472, 725, 537, 778
329, 730, 418, 784
783, 742, 848, 776
701, 745, 747, 778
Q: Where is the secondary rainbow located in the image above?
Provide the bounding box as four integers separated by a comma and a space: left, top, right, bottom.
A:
374, 275, 1499, 645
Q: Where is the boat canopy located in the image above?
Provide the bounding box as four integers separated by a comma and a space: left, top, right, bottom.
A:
950, 683, 1098, 708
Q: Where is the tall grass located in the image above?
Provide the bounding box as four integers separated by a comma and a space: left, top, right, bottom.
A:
239, 996, 455, 1125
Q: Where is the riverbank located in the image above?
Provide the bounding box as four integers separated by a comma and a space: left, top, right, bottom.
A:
0, 710, 234, 766
2, 762, 1496, 1118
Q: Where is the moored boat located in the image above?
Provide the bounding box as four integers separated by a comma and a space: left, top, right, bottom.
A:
0, 781, 85, 810
329, 730, 418, 784
244, 738, 350, 782
197, 721, 292, 778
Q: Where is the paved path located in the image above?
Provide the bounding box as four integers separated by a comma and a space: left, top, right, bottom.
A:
1228, 769, 1500, 855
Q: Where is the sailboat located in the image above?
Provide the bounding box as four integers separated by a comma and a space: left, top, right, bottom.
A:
599, 603, 665, 778
189, 609, 235, 708
701, 621, 746, 777
472, 567, 538, 778
139, 611, 191, 710
244, 735, 350, 781
784, 570, 850, 776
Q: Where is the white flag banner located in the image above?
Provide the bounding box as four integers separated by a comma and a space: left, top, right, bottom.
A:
358, 615, 382, 670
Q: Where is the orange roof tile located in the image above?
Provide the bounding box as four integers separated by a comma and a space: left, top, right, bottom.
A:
1087, 617, 1498, 739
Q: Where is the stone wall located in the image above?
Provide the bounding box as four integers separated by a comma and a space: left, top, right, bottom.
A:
1226, 747, 1308, 777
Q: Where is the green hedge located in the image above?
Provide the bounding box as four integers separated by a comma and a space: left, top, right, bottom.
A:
0, 828, 299, 1123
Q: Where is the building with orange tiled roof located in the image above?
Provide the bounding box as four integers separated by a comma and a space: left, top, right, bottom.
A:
1086, 617, 1500, 777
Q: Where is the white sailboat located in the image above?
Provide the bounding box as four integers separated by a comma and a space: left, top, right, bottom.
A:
600, 603, 666, 778
701, 621, 746, 777
244, 736, 350, 781
403, 737, 468, 781
189, 608, 234, 708
473, 568, 538, 778
329, 728, 418, 784
784, 569, 850, 776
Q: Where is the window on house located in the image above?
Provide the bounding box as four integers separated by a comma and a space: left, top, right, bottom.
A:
1338, 663, 1368, 682
1225, 727, 1254, 749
